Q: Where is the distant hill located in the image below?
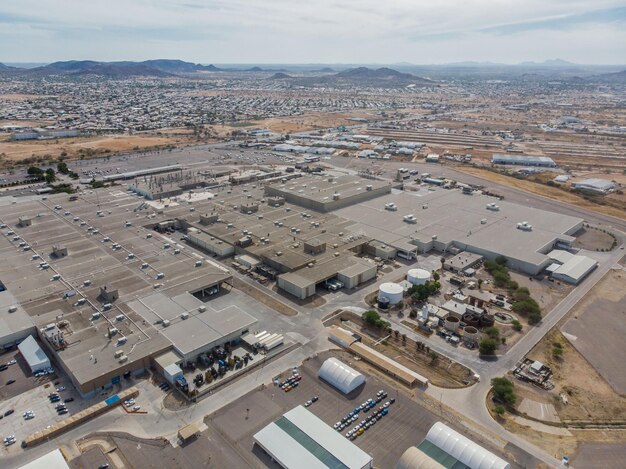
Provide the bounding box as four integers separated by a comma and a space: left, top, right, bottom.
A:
0, 59, 224, 78
330, 67, 434, 86
268, 67, 435, 87
587, 69, 626, 83
270, 72, 292, 79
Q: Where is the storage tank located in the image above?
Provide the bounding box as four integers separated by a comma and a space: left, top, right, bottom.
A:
407, 268, 431, 286
463, 326, 479, 344
378, 282, 404, 305
462, 312, 481, 327
480, 314, 495, 327
444, 315, 460, 332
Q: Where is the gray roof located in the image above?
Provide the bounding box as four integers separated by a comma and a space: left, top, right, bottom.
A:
18, 335, 49, 368
253, 405, 372, 469
491, 154, 556, 166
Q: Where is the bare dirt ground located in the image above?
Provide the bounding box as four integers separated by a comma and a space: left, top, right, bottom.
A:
560, 269, 626, 396
0, 133, 194, 166
454, 166, 626, 220
572, 227, 616, 251
209, 110, 382, 136
527, 328, 626, 423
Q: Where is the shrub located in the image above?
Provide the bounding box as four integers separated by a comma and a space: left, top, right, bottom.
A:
494, 405, 506, 416
511, 320, 522, 331
484, 326, 500, 341
528, 311, 542, 325
479, 338, 498, 355
362, 310, 389, 329
491, 377, 516, 406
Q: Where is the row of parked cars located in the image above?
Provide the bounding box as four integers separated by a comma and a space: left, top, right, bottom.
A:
333, 390, 395, 440
280, 373, 302, 392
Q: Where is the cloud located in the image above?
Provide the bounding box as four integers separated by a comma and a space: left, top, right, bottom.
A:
0, 0, 624, 63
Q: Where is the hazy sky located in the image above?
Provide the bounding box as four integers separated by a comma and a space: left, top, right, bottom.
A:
1, 0, 625, 64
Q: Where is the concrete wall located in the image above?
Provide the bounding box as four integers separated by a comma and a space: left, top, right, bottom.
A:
277, 276, 314, 299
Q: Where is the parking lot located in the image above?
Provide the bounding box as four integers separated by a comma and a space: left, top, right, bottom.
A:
0, 349, 48, 401
207, 351, 441, 469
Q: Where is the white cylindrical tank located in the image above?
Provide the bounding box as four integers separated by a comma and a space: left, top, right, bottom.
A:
444, 315, 460, 332
407, 268, 431, 286
378, 282, 404, 305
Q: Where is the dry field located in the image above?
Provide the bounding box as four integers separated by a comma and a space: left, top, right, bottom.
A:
0, 133, 195, 167
454, 166, 626, 220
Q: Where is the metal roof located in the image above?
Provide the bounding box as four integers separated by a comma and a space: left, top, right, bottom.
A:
17, 335, 49, 370
318, 357, 365, 394
425, 422, 510, 469
19, 449, 70, 469
552, 255, 597, 282
254, 405, 372, 469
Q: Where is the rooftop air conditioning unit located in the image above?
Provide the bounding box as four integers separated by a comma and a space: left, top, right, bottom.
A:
163, 319, 170, 327
83, 280, 92, 287
116, 314, 125, 321
91, 312, 101, 320
117, 337, 127, 346
181, 312, 190, 320
118, 355, 128, 363
114, 350, 124, 358
195, 260, 202, 267
156, 272, 165, 279
198, 306, 206, 313
8, 305, 18, 313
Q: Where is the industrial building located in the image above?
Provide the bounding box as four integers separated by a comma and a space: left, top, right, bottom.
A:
397, 422, 510, 469
491, 154, 556, 167
0, 283, 36, 349
318, 357, 366, 394
0, 191, 235, 397
19, 449, 70, 469
18, 335, 51, 373
334, 189, 583, 275
546, 250, 598, 285
264, 174, 394, 212
253, 405, 373, 469
571, 178, 616, 194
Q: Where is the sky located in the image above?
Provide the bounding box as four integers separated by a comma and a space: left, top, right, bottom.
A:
1, 0, 625, 64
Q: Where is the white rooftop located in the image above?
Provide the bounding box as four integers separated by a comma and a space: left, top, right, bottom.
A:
253, 405, 372, 469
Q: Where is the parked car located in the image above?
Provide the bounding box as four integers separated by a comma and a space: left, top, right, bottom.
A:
64, 398, 74, 403
6, 379, 15, 385
4, 409, 14, 417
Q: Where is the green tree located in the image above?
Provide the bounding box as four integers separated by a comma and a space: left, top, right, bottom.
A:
511, 320, 522, 332
44, 168, 56, 184
432, 271, 440, 282
362, 310, 389, 329
495, 255, 508, 266
528, 311, 542, 325
57, 161, 69, 174
491, 377, 516, 406
479, 338, 498, 355
484, 326, 500, 341
494, 405, 506, 416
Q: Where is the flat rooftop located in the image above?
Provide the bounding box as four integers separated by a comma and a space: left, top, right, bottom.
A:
265, 174, 392, 209
0, 190, 232, 387
127, 292, 257, 357
334, 188, 582, 268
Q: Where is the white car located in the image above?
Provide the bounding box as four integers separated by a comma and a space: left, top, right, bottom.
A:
56, 386, 66, 392
4, 436, 16, 446
131, 405, 141, 411
7, 359, 16, 366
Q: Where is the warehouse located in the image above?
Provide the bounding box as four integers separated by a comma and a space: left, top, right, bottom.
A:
128, 291, 257, 364
0, 284, 35, 349
546, 250, 598, 285
318, 357, 366, 394
264, 174, 393, 212
277, 256, 376, 299
335, 189, 583, 275
571, 178, 615, 194
253, 405, 373, 469
18, 335, 51, 373
397, 422, 510, 469
19, 448, 70, 469
491, 154, 556, 167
